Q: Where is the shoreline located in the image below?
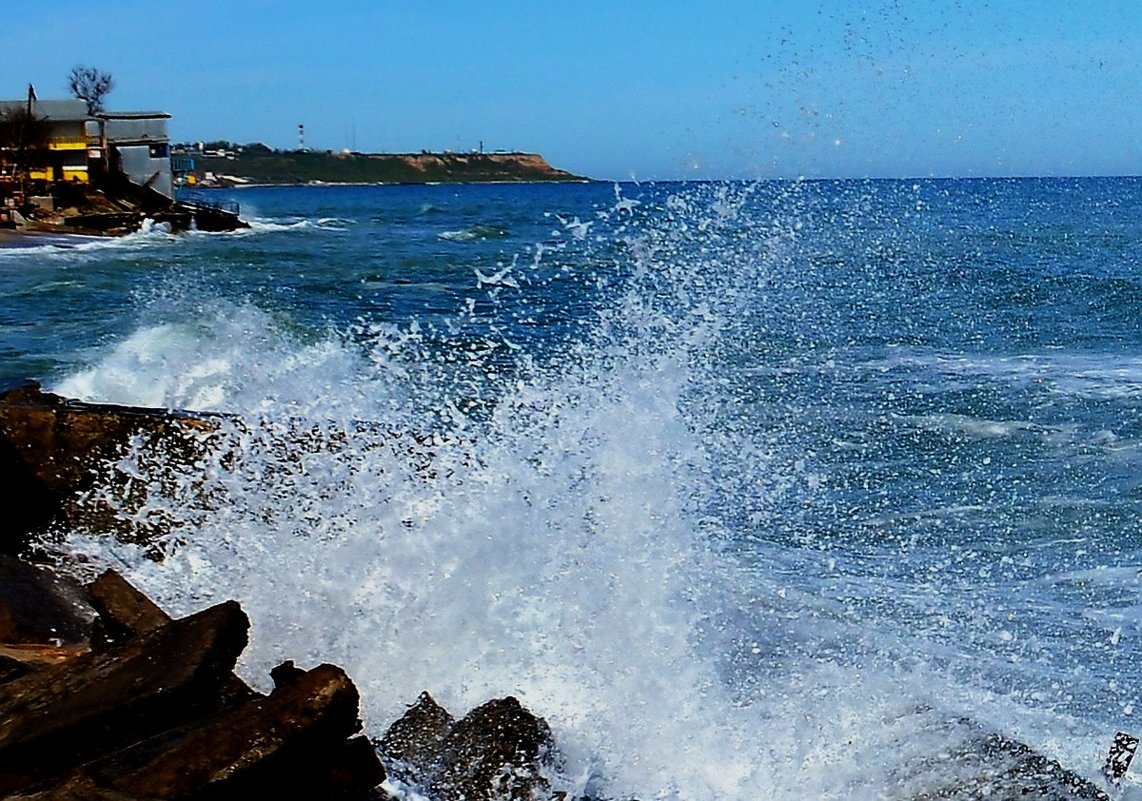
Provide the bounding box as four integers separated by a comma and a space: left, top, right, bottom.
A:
202, 178, 598, 189
0, 227, 114, 249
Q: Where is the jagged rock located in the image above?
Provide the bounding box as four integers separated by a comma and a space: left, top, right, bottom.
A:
908, 732, 1110, 800
81, 663, 383, 799
0, 600, 248, 795
1105, 731, 1139, 785
86, 569, 259, 707
0, 382, 222, 548
891, 714, 1111, 801
432, 696, 554, 801
0, 553, 95, 647
87, 568, 172, 641
382, 694, 554, 801
381, 690, 455, 770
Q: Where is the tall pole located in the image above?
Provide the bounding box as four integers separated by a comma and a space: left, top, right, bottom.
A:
18, 83, 36, 195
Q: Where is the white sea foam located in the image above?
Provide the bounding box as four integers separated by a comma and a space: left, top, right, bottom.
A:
900, 412, 1045, 439
869, 350, 1142, 400
439, 225, 509, 241
0, 219, 180, 259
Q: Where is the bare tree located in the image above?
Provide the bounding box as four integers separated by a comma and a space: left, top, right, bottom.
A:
67, 66, 114, 115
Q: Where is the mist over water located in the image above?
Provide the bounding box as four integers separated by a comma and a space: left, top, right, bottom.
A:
9, 179, 1142, 798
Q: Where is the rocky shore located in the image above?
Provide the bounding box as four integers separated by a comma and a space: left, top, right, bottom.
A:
1, 179, 248, 241
0, 381, 1129, 800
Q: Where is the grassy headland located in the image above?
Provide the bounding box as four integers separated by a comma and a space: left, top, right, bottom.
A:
191, 148, 588, 185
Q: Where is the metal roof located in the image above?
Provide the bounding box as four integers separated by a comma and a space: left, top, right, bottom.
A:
0, 99, 90, 121
0, 100, 171, 122
97, 110, 171, 120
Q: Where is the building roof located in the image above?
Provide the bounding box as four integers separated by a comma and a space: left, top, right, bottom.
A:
0, 100, 172, 123
97, 110, 171, 120
0, 99, 90, 121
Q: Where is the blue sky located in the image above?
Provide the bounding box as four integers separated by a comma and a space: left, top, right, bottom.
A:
3, 2, 1140, 180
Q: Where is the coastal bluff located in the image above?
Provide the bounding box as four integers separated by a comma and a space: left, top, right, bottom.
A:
195, 149, 587, 186
0, 382, 1127, 800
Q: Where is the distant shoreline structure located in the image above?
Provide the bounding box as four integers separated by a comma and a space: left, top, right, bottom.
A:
183, 147, 590, 187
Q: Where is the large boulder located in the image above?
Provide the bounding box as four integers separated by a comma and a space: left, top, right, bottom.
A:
0, 382, 222, 551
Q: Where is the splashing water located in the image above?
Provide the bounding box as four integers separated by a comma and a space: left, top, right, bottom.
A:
43, 180, 1140, 798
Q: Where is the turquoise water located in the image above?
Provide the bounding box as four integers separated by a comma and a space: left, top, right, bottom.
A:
3, 179, 1142, 798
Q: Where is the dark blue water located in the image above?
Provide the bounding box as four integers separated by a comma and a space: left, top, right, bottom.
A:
4, 178, 1142, 798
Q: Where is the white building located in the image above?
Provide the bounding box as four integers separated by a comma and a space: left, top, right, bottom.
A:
87, 111, 173, 199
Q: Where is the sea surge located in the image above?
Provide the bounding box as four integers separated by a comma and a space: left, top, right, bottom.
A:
35, 179, 1142, 798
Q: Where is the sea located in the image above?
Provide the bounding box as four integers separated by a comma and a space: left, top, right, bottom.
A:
2, 177, 1141, 799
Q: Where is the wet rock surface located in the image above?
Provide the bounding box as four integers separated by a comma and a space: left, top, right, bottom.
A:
0, 554, 95, 646
0, 381, 223, 552
902, 730, 1110, 800
0, 566, 385, 800
382, 693, 555, 801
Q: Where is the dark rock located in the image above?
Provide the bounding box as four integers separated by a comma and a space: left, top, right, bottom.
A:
381, 690, 455, 770
326, 736, 392, 800
86, 568, 260, 707
87, 568, 172, 641
1104, 731, 1139, 785
271, 659, 307, 691
7, 780, 147, 800
0, 655, 29, 684
431, 696, 555, 801
84, 663, 383, 800
0, 553, 95, 646
897, 716, 1110, 801
0, 384, 442, 551
382, 693, 554, 801
0, 599, 248, 795
0, 383, 223, 547
0, 398, 58, 552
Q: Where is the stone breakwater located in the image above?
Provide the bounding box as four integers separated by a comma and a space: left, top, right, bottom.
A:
0, 381, 1126, 800
0, 556, 556, 800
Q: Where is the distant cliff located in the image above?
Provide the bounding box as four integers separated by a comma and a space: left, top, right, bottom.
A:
193, 150, 588, 185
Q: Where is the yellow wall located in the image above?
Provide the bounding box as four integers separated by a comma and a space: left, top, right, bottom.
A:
27, 167, 89, 182
26, 121, 91, 182
0, 116, 93, 182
